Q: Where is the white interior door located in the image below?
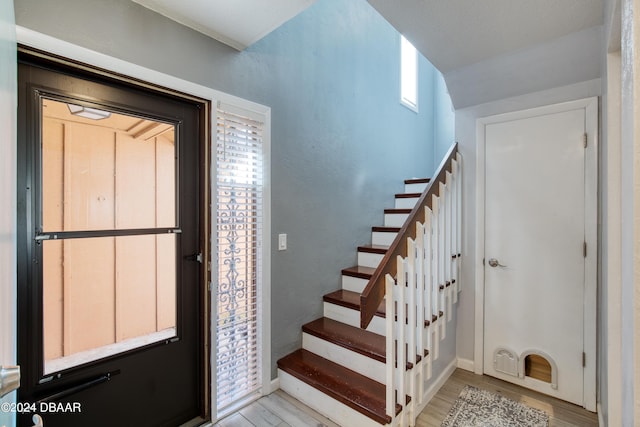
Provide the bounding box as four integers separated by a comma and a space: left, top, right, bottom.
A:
0, 2, 17, 427
482, 103, 593, 407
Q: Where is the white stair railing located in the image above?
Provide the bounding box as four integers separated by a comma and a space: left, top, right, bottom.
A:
383, 150, 462, 427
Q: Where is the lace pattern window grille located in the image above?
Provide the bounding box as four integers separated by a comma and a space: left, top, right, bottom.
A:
215, 106, 264, 414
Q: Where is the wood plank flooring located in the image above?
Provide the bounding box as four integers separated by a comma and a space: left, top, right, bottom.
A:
214, 368, 599, 427
417, 369, 599, 427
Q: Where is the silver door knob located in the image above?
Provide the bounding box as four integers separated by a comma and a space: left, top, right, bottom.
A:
0, 365, 20, 398
488, 258, 507, 268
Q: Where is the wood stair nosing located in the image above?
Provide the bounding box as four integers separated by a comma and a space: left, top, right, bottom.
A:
395, 192, 422, 199
357, 244, 388, 255
384, 208, 412, 214
303, 317, 422, 371
277, 349, 401, 425
372, 226, 401, 233
404, 178, 430, 185
303, 317, 385, 363
341, 265, 375, 280
324, 289, 386, 318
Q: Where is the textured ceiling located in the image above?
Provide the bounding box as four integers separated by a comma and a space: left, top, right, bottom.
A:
132, 0, 317, 50
367, 0, 603, 73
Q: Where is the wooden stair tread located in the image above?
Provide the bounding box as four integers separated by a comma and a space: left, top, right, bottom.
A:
404, 178, 430, 184
384, 208, 412, 214
277, 349, 400, 424
303, 317, 422, 371
324, 289, 386, 317
395, 192, 422, 198
303, 317, 385, 363
372, 226, 401, 233
341, 265, 376, 279
357, 244, 388, 254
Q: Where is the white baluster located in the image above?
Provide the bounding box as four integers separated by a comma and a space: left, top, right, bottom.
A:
450, 159, 459, 301
438, 182, 446, 339
385, 274, 395, 425
407, 238, 417, 422
444, 171, 452, 321
430, 195, 440, 360
456, 153, 463, 294
423, 207, 433, 379
397, 256, 408, 427
415, 222, 426, 405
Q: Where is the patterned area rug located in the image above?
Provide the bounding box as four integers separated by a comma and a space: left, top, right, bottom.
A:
441, 385, 549, 427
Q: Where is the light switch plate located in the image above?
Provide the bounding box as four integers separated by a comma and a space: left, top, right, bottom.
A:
278, 233, 287, 251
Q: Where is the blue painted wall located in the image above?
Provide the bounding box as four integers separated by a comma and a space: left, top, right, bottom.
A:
15, 0, 455, 377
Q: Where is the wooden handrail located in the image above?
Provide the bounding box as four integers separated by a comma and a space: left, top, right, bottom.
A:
360, 143, 459, 329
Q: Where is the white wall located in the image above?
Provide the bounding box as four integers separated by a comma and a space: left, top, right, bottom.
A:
0, 0, 17, 426
620, 0, 640, 424
601, 0, 622, 425
454, 79, 602, 367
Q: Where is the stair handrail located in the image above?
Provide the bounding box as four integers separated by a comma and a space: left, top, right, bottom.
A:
360, 142, 459, 329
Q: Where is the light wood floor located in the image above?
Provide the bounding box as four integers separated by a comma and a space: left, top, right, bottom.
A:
417, 369, 598, 427
214, 368, 599, 427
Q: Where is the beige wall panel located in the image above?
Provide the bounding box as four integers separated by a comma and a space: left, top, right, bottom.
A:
156, 234, 176, 331
42, 118, 64, 360
42, 118, 64, 231
115, 133, 156, 228
43, 240, 64, 360
62, 123, 116, 355
156, 134, 177, 331
115, 133, 158, 340
64, 237, 116, 355
155, 133, 176, 227
116, 235, 157, 341
64, 124, 115, 231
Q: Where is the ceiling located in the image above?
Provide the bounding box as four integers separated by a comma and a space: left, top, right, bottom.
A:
131, 0, 317, 50
131, 0, 604, 108
366, 0, 603, 73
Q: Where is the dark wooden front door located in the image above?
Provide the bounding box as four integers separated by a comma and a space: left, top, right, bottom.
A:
17, 50, 206, 427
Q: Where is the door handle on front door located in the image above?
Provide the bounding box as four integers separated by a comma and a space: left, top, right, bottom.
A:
488, 258, 507, 268
0, 365, 20, 398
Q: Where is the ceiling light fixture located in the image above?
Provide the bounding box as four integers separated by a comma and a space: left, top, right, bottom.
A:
67, 104, 112, 120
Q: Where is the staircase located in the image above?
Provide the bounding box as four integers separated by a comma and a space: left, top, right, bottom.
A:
277, 146, 462, 427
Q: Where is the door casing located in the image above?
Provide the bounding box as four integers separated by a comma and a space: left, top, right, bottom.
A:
474, 97, 598, 411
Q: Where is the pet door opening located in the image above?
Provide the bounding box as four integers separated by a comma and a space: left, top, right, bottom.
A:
524, 354, 552, 383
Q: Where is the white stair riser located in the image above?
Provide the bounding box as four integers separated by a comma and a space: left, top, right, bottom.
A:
395, 197, 419, 209
357, 251, 384, 269
372, 231, 397, 246
323, 302, 386, 335
384, 212, 409, 227
342, 275, 369, 293
278, 370, 385, 427
302, 333, 385, 384
405, 182, 428, 193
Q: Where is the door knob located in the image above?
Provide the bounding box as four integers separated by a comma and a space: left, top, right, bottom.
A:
488, 258, 507, 268
0, 365, 20, 398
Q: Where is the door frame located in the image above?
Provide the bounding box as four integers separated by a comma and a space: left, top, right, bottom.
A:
15, 26, 272, 424
473, 97, 598, 411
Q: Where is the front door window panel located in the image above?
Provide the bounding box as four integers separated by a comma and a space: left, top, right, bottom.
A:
41, 98, 178, 375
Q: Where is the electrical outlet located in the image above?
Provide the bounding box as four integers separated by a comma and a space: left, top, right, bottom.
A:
278, 233, 287, 251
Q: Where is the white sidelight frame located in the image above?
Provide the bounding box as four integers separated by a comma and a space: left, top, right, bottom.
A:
15, 27, 272, 425
474, 98, 598, 412
384, 152, 462, 427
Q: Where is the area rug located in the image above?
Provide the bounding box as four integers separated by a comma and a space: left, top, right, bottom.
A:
441, 385, 549, 427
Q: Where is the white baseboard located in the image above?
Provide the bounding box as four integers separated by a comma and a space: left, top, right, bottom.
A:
270, 377, 280, 393
456, 357, 475, 372
417, 358, 458, 414
597, 402, 605, 427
